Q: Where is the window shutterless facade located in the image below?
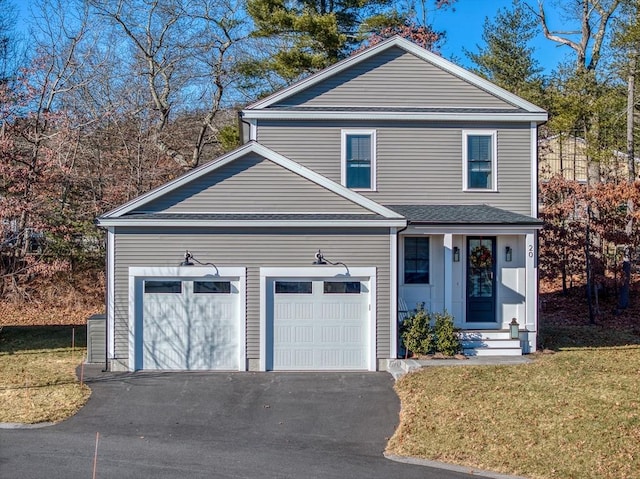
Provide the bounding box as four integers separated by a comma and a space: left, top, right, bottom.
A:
403, 236, 430, 284
341, 130, 376, 190
463, 130, 497, 191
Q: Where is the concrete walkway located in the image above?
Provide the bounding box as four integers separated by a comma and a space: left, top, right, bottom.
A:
387, 355, 533, 380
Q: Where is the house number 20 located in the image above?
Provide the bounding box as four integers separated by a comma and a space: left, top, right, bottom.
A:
528, 245, 534, 258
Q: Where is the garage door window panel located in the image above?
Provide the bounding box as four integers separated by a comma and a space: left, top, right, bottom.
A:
275, 281, 312, 294
144, 280, 182, 293
323, 281, 361, 294
194, 281, 231, 294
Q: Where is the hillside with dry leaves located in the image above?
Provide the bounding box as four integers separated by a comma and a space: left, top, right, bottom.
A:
2, 270, 639, 349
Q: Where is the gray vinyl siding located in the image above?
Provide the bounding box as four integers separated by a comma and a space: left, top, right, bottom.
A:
112, 227, 392, 364
257, 120, 534, 216
274, 47, 516, 109
140, 153, 370, 214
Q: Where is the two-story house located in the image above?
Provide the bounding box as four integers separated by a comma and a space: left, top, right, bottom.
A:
97, 37, 547, 372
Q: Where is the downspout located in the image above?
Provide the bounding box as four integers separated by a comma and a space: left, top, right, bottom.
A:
237, 111, 255, 144
94, 220, 110, 373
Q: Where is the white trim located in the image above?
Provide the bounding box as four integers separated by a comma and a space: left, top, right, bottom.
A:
249, 119, 257, 141
240, 110, 548, 123
127, 266, 247, 372
341, 129, 377, 191
106, 228, 115, 363
525, 233, 537, 344
530, 122, 538, 217
245, 36, 547, 114
97, 142, 403, 221
259, 266, 377, 372
462, 130, 498, 192
389, 228, 398, 359
97, 219, 407, 228
443, 233, 453, 314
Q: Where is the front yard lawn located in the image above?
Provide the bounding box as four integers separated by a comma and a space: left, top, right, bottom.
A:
0, 326, 91, 424
387, 330, 640, 479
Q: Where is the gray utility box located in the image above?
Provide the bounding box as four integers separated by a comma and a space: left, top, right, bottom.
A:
86, 314, 106, 364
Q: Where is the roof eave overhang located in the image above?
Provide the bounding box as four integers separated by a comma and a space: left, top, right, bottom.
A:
405, 223, 543, 234
240, 110, 549, 123
98, 141, 404, 221
96, 219, 408, 228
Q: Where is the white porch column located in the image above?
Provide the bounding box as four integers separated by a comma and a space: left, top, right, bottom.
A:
525, 232, 538, 350
444, 233, 453, 314
390, 228, 398, 359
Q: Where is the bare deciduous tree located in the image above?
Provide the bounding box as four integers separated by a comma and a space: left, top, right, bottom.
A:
88, 0, 248, 169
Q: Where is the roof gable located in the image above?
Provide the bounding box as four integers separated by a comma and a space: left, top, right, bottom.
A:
268, 46, 515, 110
98, 142, 403, 221
246, 37, 546, 115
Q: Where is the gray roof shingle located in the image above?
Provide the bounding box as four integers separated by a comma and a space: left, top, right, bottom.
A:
266, 106, 527, 114
384, 204, 542, 225
120, 213, 388, 221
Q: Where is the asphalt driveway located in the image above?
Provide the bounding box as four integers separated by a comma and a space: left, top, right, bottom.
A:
0, 368, 478, 478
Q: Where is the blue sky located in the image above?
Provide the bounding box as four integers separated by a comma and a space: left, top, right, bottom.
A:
431, 0, 568, 73
15, 0, 569, 74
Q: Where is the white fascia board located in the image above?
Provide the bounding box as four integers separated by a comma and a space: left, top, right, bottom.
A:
395, 40, 547, 113
249, 143, 403, 218
408, 225, 542, 235
100, 142, 260, 218
99, 141, 402, 220
96, 219, 408, 228
241, 110, 549, 123
244, 36, 547, 114
246, 37, 402, 109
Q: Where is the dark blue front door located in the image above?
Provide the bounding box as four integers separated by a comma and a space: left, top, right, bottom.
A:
466, 237, 496, 323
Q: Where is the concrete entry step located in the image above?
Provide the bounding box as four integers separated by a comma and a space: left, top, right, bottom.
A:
463, 347, 523, 357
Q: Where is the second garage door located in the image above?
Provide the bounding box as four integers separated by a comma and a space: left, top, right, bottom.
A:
269, 278, 370, 370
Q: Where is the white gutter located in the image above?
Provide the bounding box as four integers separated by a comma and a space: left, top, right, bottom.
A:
240, 110, 549, 123
96, 219, 408, 228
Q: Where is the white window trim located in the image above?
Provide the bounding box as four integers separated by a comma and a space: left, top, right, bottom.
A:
400, 235, 432, 286
462, 130, 498, 192
341, 129, 376, 191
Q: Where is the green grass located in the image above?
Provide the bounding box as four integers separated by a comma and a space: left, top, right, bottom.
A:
388, 331, 640, 479
0, 326, 91, 424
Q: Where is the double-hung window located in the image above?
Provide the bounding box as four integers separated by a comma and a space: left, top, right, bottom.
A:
404, 237, 430, 284
342, 130, 375, 190
463, 130, 497, 191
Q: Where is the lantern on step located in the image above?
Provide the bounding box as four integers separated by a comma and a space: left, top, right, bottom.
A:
509, 318, 519, 340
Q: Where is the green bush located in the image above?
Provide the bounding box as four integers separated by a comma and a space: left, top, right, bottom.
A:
401, 305, 461, 357
401, 304, 435, 356
434, 311, 462, 356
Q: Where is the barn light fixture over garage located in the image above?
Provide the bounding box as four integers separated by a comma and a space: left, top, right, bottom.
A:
179, 250, 219, 275
312, 249, 349, 275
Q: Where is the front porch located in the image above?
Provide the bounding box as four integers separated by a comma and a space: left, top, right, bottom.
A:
389, 205, 543, 357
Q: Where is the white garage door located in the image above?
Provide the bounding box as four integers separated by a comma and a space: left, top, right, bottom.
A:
141, 278, 240, 370
269, 278, 370, 370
